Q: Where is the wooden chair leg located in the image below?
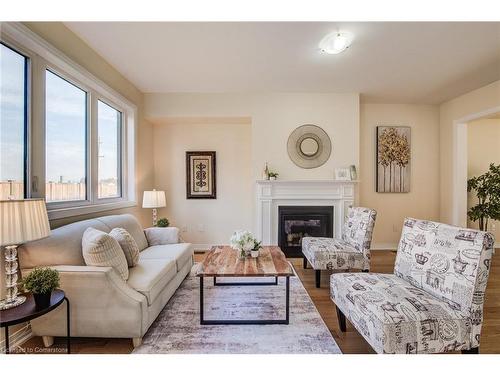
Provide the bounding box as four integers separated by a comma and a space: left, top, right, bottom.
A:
462, 347, 479, 354
303, 257, 307, 269
315, 270, 321, 288
336, 306, 346, 332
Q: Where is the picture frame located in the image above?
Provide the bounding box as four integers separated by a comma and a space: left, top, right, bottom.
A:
334, 167, 351, 181
376, 126, 411, 193
186, 151, 217, 199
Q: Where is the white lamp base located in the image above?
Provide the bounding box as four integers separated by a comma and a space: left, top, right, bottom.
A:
0, 295, 26, 310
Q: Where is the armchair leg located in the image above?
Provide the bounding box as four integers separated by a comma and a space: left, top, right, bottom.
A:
132, 337, 142, 348
303, 257, 307, 269
336, 306, 346, 332
42, 336, 54, 348
315, 270, 321, 288
462, 347, 479, 354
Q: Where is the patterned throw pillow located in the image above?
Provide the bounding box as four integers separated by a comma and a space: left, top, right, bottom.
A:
109, 227, 140, 267
82, 227, 129, 280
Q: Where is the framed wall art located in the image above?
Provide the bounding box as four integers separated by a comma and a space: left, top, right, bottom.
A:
186, 151, 217, 199
376, 126, 411, 193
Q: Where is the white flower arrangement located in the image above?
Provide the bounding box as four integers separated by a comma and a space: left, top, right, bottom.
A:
230, 230, 261, 258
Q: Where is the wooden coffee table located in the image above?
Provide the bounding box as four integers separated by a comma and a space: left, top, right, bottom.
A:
196, 245, 294, 325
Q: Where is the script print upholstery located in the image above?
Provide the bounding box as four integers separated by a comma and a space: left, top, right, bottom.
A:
330, 218, 494, 353
302, 207, 377, 271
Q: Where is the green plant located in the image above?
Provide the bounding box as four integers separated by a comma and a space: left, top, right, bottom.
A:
22, 267, 60, 294
268, 171, 279, 178
467, 163, 500, 231
156, 218, 170, 227
252, 239, 262, 251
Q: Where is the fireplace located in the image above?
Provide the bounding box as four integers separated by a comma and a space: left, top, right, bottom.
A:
278, 206, 333, 258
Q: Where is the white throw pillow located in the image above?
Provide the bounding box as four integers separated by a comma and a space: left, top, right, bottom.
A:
82, 227, 129, 280
144, 227, 180, 246
109, 227, 140, 267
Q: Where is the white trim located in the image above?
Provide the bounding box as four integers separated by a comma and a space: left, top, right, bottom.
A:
47, 200, 137, 220
370, 243, 398, 250
0, 323, 33, 354
192, 244, 217, 252
452, 105, 500, 226
1, 22, 137, 219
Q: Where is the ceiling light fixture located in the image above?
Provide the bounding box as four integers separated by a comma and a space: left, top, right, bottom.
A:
319, 31, 354, 55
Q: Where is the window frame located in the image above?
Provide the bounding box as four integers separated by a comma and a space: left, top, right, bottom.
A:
96, 96, 124, 201
1, 23, 137, 220
0, 38, 32, 199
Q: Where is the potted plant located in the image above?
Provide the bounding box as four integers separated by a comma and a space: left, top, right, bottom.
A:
251, 240, 262, 258
268, 171, 279, 181
156, 217, 170, 227
22, 267, 60, 309
467, 163, 500, 231
230, 230, 259, 259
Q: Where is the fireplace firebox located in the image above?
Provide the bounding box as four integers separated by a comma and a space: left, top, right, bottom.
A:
278, 206, 333, 258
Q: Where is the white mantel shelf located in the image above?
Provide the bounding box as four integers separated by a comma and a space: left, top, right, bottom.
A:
255, 179, 358, 246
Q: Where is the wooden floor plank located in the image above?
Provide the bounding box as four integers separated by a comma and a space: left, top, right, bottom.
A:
17, 250, 500, 354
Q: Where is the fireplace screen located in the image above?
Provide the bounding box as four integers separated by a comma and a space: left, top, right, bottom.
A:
278, 206, 333, 258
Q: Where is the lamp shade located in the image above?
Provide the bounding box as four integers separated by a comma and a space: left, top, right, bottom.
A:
0, 199, 51, 246
142, 190, 166, 208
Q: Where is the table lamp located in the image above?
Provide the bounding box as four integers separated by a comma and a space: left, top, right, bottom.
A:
142, 189, 166, 226
0, 199, 51, 310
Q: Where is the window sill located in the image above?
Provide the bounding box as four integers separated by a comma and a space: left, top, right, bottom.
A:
47, 200, 137, 221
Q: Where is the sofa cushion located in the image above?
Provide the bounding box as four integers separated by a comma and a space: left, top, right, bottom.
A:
97, 214, 149, 251
144, 227, 180, 246
127, 258, 176, 305
109, 228, 140, 267
139, 243, 193, 272
302, 237, 367, 270
82, 228, 129, 280
330, 272, 470, 354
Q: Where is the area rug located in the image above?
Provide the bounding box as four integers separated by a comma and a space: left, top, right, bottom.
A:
133, 265, 341, 354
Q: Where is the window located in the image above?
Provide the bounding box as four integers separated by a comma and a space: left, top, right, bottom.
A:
45, 70, 87, 202
1, 23, 136, 219
0, 43, 28, 200
98, 100, 122, 199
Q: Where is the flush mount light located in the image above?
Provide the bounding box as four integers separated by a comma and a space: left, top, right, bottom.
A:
319, 31, 354, 54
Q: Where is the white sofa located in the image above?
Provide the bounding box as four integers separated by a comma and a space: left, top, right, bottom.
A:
18, 214, 193, 348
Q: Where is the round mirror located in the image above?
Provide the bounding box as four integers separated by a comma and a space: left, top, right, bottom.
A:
299, 137, 319, 156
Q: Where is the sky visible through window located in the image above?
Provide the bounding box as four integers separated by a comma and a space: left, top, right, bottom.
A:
98, 100, 121, 198
0, 43, 26, 199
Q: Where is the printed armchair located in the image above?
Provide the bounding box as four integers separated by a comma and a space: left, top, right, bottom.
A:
330, 218, 495, 354
302, 207, 377, 287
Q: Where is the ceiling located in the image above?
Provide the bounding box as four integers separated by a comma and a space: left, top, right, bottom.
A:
65, 22, 500, 104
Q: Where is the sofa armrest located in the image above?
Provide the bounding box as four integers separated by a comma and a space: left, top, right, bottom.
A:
144, 227, 180, 245
24, 265, 149, 338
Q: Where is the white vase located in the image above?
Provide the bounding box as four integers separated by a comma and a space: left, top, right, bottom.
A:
251, 250, 259, 258
270, 176, 276, 181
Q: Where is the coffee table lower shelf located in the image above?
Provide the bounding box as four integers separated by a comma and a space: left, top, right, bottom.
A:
199, 275, 290, 325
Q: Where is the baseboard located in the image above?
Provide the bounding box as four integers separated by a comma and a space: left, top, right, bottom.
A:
370, 243, 398, 250
0, 322, 32, 354
192, 244, 216, 252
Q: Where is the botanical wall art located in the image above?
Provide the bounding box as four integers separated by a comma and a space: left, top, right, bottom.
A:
186, 151, 217, 199
376, 126, 411, 193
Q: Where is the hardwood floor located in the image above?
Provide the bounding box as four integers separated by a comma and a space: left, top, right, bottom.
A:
18, 250, 500, 354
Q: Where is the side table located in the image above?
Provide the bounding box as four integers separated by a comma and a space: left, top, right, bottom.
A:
0, 289, 70, 354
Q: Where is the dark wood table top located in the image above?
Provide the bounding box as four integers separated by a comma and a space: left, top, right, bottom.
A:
196, 246, 294, 277
0, 289, 65, 327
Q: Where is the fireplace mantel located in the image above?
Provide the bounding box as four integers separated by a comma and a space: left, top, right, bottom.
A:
255, 179, 358, 246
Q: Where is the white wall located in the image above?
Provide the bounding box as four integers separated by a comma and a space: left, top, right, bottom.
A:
360, 103, 441, 248
467, 118, 500, 240
145, 93, 360, 180
153, 119, 252, 248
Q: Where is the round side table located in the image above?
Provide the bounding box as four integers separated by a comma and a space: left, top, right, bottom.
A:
0, 289, 70, 354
